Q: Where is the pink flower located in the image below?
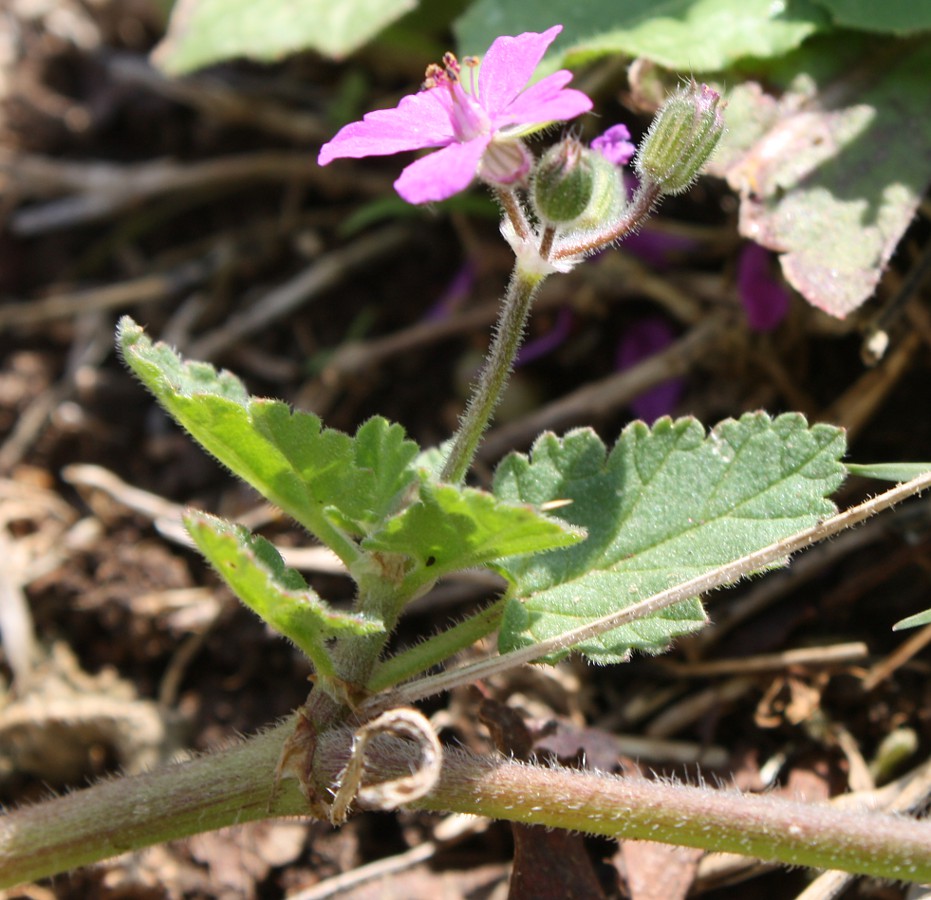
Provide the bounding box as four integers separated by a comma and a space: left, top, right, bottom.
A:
317, 26, 592, 204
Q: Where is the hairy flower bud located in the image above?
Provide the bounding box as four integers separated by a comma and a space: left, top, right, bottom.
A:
532, 137, 595, 224
635, 81, 725, 196
532, 137, 626, 229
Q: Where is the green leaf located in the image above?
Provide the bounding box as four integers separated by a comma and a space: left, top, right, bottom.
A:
185, 512, 382, 677
117, 318, 420, 557
455, 0, 829, 74
152, 0, 418, 74
709, 37, 931, 317
846, 462, 931, 483
812, 0, 931, 34
493, 414, 846, 664
893, 609, 931, 632
362, 482, 584, 581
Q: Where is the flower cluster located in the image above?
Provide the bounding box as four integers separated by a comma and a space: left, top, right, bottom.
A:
319, 27, 724, 282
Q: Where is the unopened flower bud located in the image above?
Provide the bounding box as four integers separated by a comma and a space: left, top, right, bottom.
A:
635, 81, 725, 195
479, 138, 533, 188
532, 137, 625, 229
532, 137, 595, 224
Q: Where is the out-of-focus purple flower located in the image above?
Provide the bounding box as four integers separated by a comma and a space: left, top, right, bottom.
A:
737, 242, 790, 332
591, 124, 636, 166
423, 261, 476, 321
515, 306, 574, 366
616, 317, 685, 422
317, 26, 592, 204
621, 229, 700, 269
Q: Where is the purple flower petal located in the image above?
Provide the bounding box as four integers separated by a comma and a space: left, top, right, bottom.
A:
737, 242, 791, 332
394, 137, 490, 203
424, 261, 476, 320
591, 124, 636, 166
622, 229, 699, 269
478, 25, 563, 115
515, 306, 573, 365
616, 317, 685, 423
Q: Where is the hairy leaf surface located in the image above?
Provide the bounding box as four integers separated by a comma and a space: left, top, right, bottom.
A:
118, 318, 420, 555
363, 482, 584, 582
185, 512, 382, 677
493, 414, 846, 663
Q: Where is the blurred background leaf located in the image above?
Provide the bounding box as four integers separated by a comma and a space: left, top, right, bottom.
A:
153, 0, 420, 72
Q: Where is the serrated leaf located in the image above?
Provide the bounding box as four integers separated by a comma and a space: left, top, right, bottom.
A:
185, 512, 382, 676
893, 609, 931, 632
118, 318, 420, 552
362, 482, 583, 581
812, 0, 931, 34
709, 38, 931, 317
455, 0, 828, 74
152, 0, 417, 74
493, 413, 846, 664
846, 462, 931, 483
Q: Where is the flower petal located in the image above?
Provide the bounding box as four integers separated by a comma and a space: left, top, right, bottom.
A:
738, 242, 791, 332
616, 317, 685, 423
478, 26, 562, 116
591, 124, 636, 166
495, 70, 592, 129
393, 137, 490, 204
318, 90, 455, 165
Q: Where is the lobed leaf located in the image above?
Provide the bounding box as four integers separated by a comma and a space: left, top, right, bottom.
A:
493, 413, 846, 664
362, 482, 584, 582
185, 512, 382, 677
118, 317, 420, 555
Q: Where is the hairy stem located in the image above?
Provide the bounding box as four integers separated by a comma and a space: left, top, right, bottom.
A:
554, 179, 662, 260
440, 265, 546, 484
6, 722, 931, 887
0, 721, 305, 888
366, 598, 506, 693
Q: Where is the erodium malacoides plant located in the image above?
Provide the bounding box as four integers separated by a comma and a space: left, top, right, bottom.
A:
3, 24, 931, 891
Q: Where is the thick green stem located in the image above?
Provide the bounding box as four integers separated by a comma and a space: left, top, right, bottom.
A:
0, 721, 306, 888
441, 265, 546, 484
5, 723, 931, 887
314, 729, 931, 882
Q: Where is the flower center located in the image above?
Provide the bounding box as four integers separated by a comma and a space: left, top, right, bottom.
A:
423, 52, 490, 142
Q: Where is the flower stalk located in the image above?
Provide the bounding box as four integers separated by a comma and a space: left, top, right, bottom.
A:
441, 263, 546, 483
